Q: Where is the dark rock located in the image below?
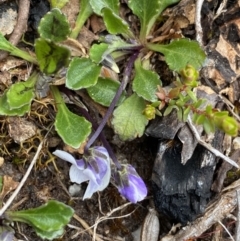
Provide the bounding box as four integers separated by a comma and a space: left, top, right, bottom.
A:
152, 139, 217, 225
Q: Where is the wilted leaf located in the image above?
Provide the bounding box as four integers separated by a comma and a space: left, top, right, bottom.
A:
35, 39, 70, 74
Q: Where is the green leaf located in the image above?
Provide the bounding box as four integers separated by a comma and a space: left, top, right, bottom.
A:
163, 105, 178, 116
193, 113, 206, 125
7, 73, 37, 109
132, 58, 161, 102
50, 0, 69, 8
186, 89, 197, 102
147, 39, 206, 71
112, 93, 148, 141
8, 200, 74, 231
128, 0, 161, 40
38, 8, 70, 42
193, 99, 206, 109
55, 103, 92, 148
87, 77, 125, 106
66, 57, 101, 90
0, 92, 30, 116
203, 117, 215, 134
90, 43, 109, 63
0, 32, 37, 64
35, 39, 70, 75
102, 8, 133, 38
90, 0, 119, 15
34, 227, 64, 240
158, 0, 180, 16
70, 0, 93, 39
183, 106, 191, 122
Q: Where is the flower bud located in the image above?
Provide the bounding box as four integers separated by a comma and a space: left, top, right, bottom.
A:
180, 65, 199, 87
113, 164, 147, 203
221, 117, 239, 136
143, 105, 156, 120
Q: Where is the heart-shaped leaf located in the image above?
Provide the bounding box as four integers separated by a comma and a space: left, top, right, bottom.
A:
66, 57, 101, 90
38, 8, 70, 42
132, 58, 161, 102
147, 39, 206, 71
35, 38, 70, 75
112, 93, 148, 141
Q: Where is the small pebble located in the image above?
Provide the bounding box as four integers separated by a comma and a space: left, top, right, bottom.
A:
233, 137, 240, 150
69, 183, 81, 196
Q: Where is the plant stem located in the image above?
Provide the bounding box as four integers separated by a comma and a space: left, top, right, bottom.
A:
70, 0, 93, 39
85, 51, 139, 151
75, 104, 122, 169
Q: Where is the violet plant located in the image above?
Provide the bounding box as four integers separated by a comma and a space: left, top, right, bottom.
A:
0, 0, 239, 239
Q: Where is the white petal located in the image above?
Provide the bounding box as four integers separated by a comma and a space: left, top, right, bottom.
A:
69, 165, 89, 184
97, 157, 111, 191
83, 180, 99, 200
82, 168, 99, 185
53, 150, 77, 165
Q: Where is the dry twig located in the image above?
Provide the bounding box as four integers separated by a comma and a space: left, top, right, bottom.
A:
187, 116, 239, 168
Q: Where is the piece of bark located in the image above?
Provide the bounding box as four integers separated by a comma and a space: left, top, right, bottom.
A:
160, 178, 240, 241
211, 149, 240, 193
152, 139, 218, 225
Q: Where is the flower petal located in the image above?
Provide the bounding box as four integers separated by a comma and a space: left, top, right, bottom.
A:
53, 150, 77, 165
97, 157, 111, 191
69, 165, 89, 184
118, 185, 139, 203
83, 180, 100, 199
128, 174, 147, 201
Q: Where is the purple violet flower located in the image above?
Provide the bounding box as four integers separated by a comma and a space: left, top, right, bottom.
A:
113, 164, 147, 203
53, 146, 111, 199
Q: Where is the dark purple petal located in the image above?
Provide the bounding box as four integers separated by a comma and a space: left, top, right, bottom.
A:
114, 164, 147, 203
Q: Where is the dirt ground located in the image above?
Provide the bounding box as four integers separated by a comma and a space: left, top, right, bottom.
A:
1, 0, 240, 240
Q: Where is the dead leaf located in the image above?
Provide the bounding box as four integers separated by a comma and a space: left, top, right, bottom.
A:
0, 175, 19, 200
8, 117, 38, 143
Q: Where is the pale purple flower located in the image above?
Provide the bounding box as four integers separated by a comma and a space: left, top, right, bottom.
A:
53, 146, 111, 199
113, 164, 147, 203
0, 230, 14, 241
